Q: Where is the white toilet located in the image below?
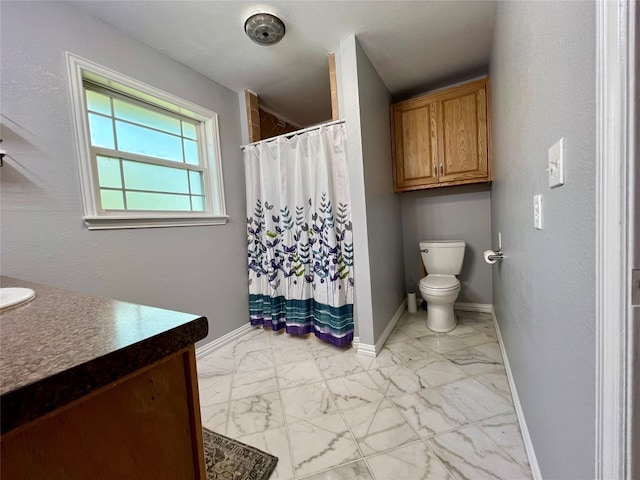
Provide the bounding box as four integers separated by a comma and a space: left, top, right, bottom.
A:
418, 240, 466, 332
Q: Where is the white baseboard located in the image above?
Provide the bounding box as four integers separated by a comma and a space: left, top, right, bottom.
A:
375, 298, 407, 353
195, 322, 256, 359
491, 306, 542, 479
357, 342, 377, 357
357, 298, 407, 357
454, 302, 493, 313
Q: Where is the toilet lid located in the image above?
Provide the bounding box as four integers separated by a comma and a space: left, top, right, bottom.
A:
420, 275, 460, 291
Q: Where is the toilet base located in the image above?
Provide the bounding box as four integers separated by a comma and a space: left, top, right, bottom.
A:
426, 302, 457, 332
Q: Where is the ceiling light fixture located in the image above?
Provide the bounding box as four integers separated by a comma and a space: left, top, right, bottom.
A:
244, 13, 286, 46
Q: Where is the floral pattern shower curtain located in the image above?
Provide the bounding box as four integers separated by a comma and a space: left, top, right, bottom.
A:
244, 123, 354, 347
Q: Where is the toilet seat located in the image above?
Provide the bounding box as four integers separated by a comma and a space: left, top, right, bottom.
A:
419, 275, 460, 292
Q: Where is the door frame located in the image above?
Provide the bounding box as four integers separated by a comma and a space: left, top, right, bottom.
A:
595, 0, 636, 478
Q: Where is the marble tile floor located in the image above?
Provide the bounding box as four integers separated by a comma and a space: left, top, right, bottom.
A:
197, 309, 532, 480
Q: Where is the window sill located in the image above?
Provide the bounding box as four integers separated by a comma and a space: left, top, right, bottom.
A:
83, 215, 229, 230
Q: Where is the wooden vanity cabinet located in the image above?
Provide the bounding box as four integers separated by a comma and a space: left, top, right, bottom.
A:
1, 347, 206, 480
391, 78, 491, 192
0, 276, 209, 480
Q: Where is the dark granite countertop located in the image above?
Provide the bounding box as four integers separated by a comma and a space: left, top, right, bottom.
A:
0, 276, 208, 433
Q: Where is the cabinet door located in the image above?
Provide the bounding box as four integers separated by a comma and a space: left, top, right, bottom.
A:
1, 347, 206, 480
392, 101, 438, 191
437, 83, 489, 183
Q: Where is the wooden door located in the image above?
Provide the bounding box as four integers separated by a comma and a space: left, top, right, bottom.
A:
437, 81, 489, 183
391, 100, 439, 191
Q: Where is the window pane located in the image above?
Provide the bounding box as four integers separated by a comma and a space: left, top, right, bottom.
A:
126, 191, 191, 211
113, 99, 181, 135
184, 139, 199, 165
86, 90, 112, 115
116, 121, 183, 162
88, 113, 115, 149
122, 160, 189, 194
191, 195, 205, 211
189, 171, 203, 194
100, 189, 125, 210
76, 68, 226, 224
182, 121, 197, 140
97, 156, 122, 188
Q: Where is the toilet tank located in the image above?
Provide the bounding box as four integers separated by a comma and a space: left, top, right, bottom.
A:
419, 240, 466, 275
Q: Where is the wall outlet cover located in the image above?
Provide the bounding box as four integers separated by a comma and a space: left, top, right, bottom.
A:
534, 194, 543, 230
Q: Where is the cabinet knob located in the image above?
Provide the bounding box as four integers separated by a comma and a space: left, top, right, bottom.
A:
440, 164, 444, 176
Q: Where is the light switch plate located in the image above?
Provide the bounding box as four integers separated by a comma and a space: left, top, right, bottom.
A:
548, 138, 565, 188
534, 194, 543, 230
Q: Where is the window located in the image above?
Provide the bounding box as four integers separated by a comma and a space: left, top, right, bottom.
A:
67, 53, 227, 229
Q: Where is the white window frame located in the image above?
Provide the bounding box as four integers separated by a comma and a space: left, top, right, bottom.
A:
66, 52, 228, 230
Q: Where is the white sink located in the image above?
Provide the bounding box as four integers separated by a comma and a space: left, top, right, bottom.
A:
0, 288, 36, 310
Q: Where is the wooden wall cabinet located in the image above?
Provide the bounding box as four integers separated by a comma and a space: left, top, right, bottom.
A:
391, 78, 491, 192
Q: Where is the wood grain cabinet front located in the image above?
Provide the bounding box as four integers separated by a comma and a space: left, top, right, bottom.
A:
391, 78, 492, 192
0, 347, 206, 480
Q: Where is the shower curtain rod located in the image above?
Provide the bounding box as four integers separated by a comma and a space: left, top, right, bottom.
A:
240, 119, 345, 150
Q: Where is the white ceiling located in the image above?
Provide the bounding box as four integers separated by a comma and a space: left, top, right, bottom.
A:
70, 1, 497, 127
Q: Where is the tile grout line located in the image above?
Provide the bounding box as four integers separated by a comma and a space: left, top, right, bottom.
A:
269, 331, 303, 480
376, 385, 457, 479
267, 332, 363, 479
353, 312, 522, 476
368, 346, 486, 480
424, 440, 458, 480
413, 320, 533, 475
332, 346, 442, 475
198, 311, 529, 479
312, 358, 369, 479
320, 355, 416, 480
222, 339, 242, 436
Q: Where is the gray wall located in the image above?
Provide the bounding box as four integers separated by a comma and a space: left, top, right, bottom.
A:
339, 36, 373, 343
490, 2, 596, 478
339, 35, 405, 346
401, 184, 492, 304
354, 39, 405, 341
0, 1, 249, 346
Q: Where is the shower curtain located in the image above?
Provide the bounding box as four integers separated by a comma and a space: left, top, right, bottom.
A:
243, 122, 354, 347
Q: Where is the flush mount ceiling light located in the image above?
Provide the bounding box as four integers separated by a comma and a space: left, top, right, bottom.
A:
244, 13, 285, 46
